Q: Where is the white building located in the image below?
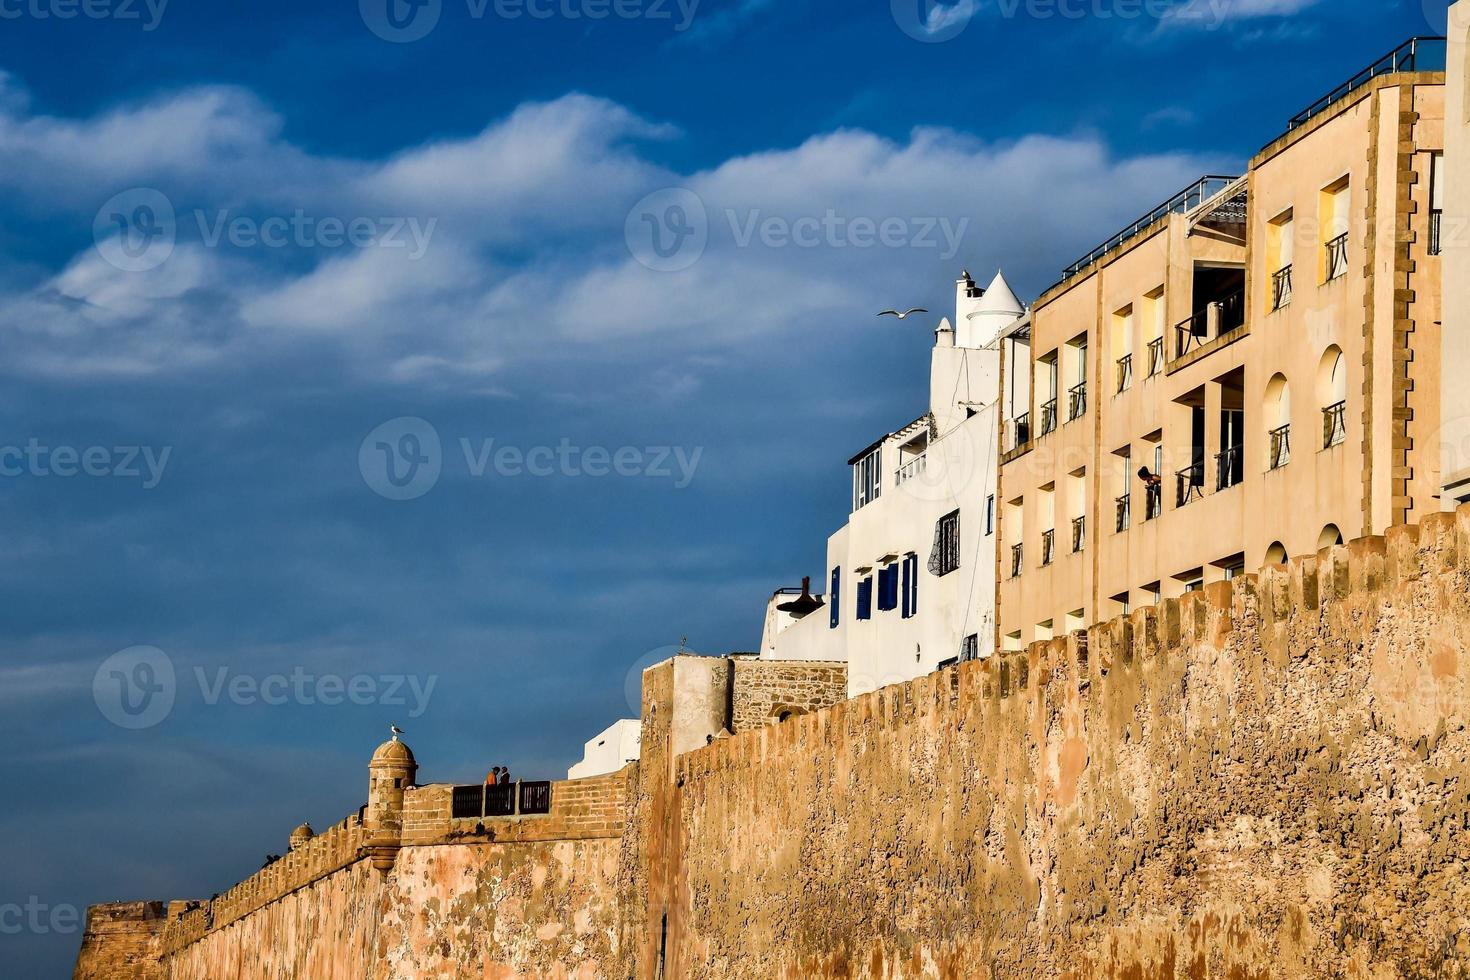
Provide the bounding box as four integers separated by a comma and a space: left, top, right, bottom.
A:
567, 718, 641, 779
760, 271, 1026, 696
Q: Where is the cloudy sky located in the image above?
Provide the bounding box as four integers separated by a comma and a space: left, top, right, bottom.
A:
0, 0, 1448, 972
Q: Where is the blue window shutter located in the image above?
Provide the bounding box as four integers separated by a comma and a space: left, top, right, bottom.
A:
857, 577, 873, 620
900, 559, 911, 618
830, 567, 840, 628
908, 554, 919, 616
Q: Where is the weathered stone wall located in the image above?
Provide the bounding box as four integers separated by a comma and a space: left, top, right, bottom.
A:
72, 901, 167, 980
659, 516, 1470, 978
731, 657, 847, 732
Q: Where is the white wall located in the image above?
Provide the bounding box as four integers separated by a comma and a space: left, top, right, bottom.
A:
1442, 4, 1470, 505
567, 718, 641, 780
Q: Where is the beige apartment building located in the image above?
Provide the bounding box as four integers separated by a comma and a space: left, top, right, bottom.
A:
997, 34, 1459, 647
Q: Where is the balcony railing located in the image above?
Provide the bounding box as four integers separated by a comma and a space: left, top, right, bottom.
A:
1272, 265, 1293, 311
1009, 412, 1031, 450
1116, 354, 1133, 393
1323, 401, 1347, 449
1039, 398, 1058, 436
1115, 493, 1131, 532
1058, 175, 1240, 284
1071, 515, 1086, 553
1215, 444, 1244, 491
451, 781, 545, 819
1146, 337, 1164, 378
1176, 462, 1205, 507
1040, 529, 1055, 566
1286, 37, 1447, 133
1144, 482, 1162, 521
1010, 542, 1024, 578
1067, 382, 1087, 421
1175, 287, 1245, 358
1325, 233, 1349, 281
896, 453, 927, 486
1430, 209, 1442, 256
1269, 424, 1292, 470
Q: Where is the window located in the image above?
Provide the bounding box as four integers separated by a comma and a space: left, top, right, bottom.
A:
1318, 524, 1344, 550
1143, 287, 1165, 377
984, 495, 995, 536
851, 447, 882, 511
1268, 209, 1294, 310
960, 634, 979, 661
1113, 305, 1134, 393
900, 553, 919, 619
1066, 333, 1088, 421
1319, 347, 1347, 448
877, 563, 899, 612
856, 575, 873, 620
1037, 352, 1059, 435
1003, 630, 1022, 653
829, 567, 840, 629
929, 509, 961, 576
1265, 541, 1288, 565
1430, 153, 1444, 256
1265, 373, 1291, 469
1320, 177, 1351, 283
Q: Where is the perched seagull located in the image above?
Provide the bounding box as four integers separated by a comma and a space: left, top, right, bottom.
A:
877, 308, 929, 320
390, 724, 406, 739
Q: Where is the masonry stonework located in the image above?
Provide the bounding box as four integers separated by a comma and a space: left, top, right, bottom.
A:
730, 657, 847, 732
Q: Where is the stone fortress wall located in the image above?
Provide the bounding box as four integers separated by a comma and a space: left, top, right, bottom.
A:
74, 511, 1470, 978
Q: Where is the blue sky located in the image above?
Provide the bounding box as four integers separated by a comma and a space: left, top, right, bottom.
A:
0, 0, 1447, 973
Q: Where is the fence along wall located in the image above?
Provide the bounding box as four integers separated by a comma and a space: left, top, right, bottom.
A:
658, 511, 1470, 978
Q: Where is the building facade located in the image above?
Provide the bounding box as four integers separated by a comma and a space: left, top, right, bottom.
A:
759, 272, 1021, 695
997, 35, 1456, 647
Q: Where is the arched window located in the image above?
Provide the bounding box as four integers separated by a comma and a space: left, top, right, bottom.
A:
1318, 524, 1343, 550
1265, 373, 1292, 469
1318, 347, 1347, 448
1265, 541, 1288, 565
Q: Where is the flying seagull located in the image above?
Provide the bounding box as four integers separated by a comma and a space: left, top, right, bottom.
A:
877, 308, 928, 320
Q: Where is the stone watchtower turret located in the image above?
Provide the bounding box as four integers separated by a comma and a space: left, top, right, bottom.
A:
364, 735, 417, 872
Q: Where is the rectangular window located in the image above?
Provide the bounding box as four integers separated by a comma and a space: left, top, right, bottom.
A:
1430, 152, 1444, 256
901, 553, 919, 619
856, 576, 873, 621
851, 447, 882, 511
929, 509, 961, 576
960, 634, 978, 662
1320, 176, 1351, 282
1269, 209, 1294, 310
985, 495, 995, 536
829, 567, 841, 629
877, 563, 899, 612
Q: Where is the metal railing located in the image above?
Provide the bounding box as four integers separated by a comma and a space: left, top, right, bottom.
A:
1175, 287, 1245, 358
1177, 462, 1205, 507
1146, 337, 1165, 377
1009, 412, 1031, 450
1269, 424, 1292, 469
1115, 493, 1131, 532
1325, 233, 1349, 281
1323, 401, 1347, 448
1041, 529, 1056, 566
1071, 515, 1086, 553
1010, 543, 1024, 578
1116, 354, 1133, 393
1430, 209, 1442, 256
1058, 176, 1240, 283
1272, 265, 1293, 310
1067, 382, 1087, 421
895, 453, 927, 486
1286, 37, 1447, 133
1039, 398, 1058, 436
1216, 444, 1244, 491
451, 781, 544, 819
1144, 483, 1162, 521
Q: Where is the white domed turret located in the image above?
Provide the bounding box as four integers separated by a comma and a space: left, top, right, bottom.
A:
958, 270, 1024, 349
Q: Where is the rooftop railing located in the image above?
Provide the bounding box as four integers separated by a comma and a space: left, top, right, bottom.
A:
1286, 37, 1447, 133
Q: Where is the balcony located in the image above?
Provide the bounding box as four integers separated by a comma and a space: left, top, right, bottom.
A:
1269, 424, 1292, 470
1272, 265, 1293, 311
1175, 287, 1245, 359
1039, 398, 1058, 437
1325, 233, 1349, 282
1071, 515, 1085, 553
1146, 337, 1165, 378
1286, 37, 1447, 133
1010, 543, 1024, 578
1215, 444, 1244, 491
1176, 462, 1205, 507
1115, 493, 1131, 532
1009, 412, 1031, 451
1040, 529, 1056, 567
1116, 354, 1133, 393
1430, 209, 1443, 256
1067, 382, 1087, 422
1323, 401, 1346, 449
896, 453, 927, 486
1144, 482, 1162, 521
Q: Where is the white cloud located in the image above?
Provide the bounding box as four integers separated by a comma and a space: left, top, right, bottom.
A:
1161, 0, 1322, 31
